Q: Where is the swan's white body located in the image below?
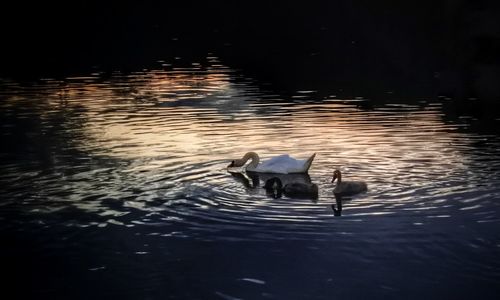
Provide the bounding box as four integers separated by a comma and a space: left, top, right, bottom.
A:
229, 152, 315, 174
250, 154, 312, 173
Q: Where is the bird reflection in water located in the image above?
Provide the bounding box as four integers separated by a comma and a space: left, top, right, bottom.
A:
331, 194, 345, 216
229, 171, 260, 189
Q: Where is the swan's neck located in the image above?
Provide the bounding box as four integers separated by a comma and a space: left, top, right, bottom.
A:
335, 171, 342, 184
241, 152, 260, 170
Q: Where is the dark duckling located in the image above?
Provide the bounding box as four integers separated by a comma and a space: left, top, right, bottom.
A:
264, 177, 318, 199
331, 169, 367, 196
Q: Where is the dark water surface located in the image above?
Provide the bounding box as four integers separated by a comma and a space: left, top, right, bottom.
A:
1, 59, 500, 299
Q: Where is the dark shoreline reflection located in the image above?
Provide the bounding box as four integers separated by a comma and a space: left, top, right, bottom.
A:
3, 1, 499, 103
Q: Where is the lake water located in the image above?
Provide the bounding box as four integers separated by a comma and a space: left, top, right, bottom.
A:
1, 58, 500, 299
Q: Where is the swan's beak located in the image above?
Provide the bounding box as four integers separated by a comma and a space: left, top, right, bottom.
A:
227, 160, 235, 168
331, 175, 337, 183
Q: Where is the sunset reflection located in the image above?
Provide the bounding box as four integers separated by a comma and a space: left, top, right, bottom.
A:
2, 62, 496, 229
6, 63, 472, 188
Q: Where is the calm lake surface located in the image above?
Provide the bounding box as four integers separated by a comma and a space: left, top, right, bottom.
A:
1, 58, 500, 299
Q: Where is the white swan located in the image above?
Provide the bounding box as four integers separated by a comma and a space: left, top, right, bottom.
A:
227, 152, 316, 174
331, 169, 367, 195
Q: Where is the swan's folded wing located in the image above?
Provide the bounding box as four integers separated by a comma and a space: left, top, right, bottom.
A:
256, 155, 309, 174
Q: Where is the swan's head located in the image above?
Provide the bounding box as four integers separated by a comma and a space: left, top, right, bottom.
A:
331, 169, 341, 183
227, 159, 246, 168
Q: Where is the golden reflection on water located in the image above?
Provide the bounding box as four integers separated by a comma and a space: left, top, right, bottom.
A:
38, 66, 235, 159
23, 64, 471, 187
2, 61, 500, 241
2, 61, 500, 299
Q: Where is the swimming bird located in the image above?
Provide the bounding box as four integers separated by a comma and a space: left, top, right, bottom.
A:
227, 152, 316, 174
331, 169, 367, 196
264, 177, 318, 199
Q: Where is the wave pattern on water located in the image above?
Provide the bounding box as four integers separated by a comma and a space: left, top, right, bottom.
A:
1, 61, 500, 248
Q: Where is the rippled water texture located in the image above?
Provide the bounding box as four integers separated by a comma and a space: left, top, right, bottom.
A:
1, 59, 500, 299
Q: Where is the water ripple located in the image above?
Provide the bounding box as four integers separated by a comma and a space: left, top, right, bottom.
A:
1, 61, 500, 248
